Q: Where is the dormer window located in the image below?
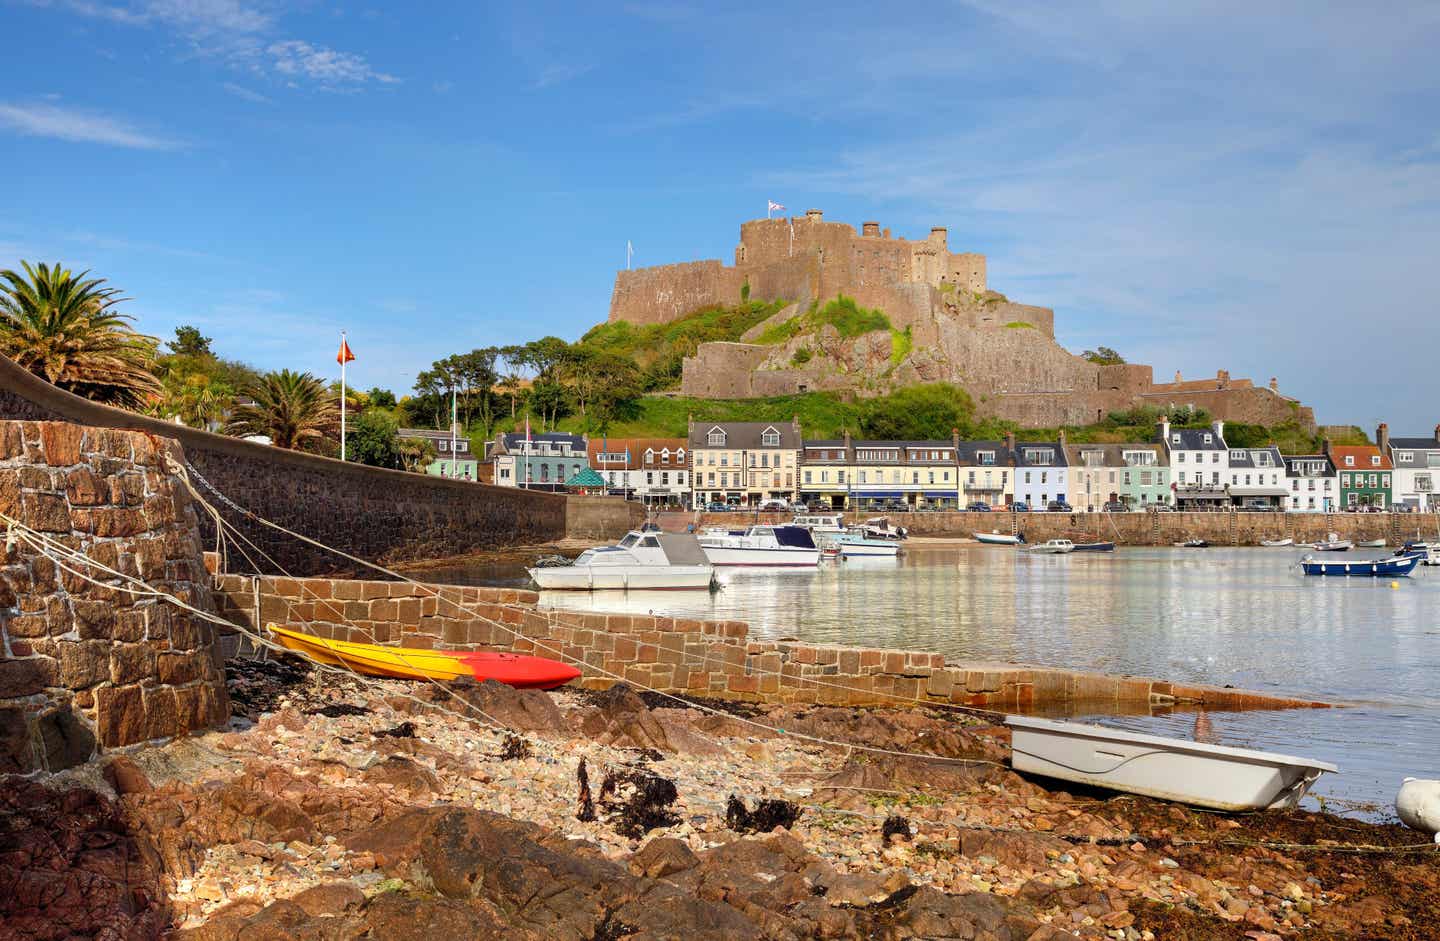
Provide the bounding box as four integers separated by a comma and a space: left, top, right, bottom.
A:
1370, 456, 1380, 466
1203, 434, 1213, 445
1345, 456, 1355, 466
677, 448, 685, 463
1023, 448, 1054, 464
660, 448, 670, 463
1171, 434, 1181, 445
644, 449, 654, 463
761, 427, 781, 447
707, 428, 726, 446
977, 450, 995, 466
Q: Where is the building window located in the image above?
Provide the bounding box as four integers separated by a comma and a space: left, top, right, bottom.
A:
761, 428, 781, 447
1370, 455, 1380, 466
720, 454, 728, 466
661, 472, 669, 485
1344, 456, 1355, 467
858, 471, 867, 484
645, 449, 654, 463
707, 429, 726, 446
977, 451, 995, 465
646, 472, 654, 485
804, 470, 812, 484
1399, 452, 1414, 464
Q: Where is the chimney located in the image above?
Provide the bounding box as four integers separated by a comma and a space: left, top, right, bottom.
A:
842, 428, 852, 460
1377, 422, 1389, 454
1057, 429, 1067, 447
1434, 423, 1440, 446
1212, 419, 1225, 443
805, 209, 823, 223
1004, 431, 1016, 455
1159, 417, 1171, 444
862, 221, 880, 237
951, 426, 960, 451
1174, 370, 1182, 383
1269, 376, 1278, 391
882, 227, 891, 239
1321, 436, 1332, 458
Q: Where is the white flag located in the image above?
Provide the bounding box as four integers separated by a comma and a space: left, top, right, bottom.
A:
767, 200, 786, 213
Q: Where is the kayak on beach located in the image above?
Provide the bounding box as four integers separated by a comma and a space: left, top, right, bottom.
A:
267, 624, 582, 689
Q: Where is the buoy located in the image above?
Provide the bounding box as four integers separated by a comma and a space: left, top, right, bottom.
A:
1391, 581, 1399, 589
1396, 778, 1440, 843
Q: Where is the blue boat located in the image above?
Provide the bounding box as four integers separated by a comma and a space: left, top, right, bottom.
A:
1299, 552, 1423, 577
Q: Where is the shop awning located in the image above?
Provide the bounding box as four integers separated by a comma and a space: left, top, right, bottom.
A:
1228, 485, 1289, 497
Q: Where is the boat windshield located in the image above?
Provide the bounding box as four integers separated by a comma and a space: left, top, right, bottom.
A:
618, 533, 639, 549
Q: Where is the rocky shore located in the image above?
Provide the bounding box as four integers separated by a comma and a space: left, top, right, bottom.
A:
2, 659, 1435, 941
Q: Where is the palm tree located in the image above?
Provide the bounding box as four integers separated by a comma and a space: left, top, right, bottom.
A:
0, 261, 161, 408
398, 436, 438, 472
224, 369, 339, 450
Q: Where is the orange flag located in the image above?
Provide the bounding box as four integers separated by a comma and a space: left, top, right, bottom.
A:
337, 336, 355, 365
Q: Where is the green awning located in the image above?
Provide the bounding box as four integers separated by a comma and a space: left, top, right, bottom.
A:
565, 467, 606, 488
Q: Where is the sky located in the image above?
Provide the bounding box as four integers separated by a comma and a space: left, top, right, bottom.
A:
3, 1, 1438, 431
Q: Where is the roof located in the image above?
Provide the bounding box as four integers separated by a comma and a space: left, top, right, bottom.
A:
1330, 445, 1391, 470
588, 438, 688, 470
1012, 442, 1068, 467
688, 421, 801, 450
1389, 436, 1440, 451
498, 431, 587, 451
1161, 427, 1226, 450
1064, 443, 1164, 467
565, 467, 606, 488
955, 441, 1009, 466
1227, 446, 1285, 469
1283, 454, 1335, 476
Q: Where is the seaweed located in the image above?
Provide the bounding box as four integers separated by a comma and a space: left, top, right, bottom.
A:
576, 759, 596, 822
496, 734, 532, 761
598, 768, 680, 839
882, 814, 912, 843
374, 721, 416, 739
725, 795, 803, 833
305, 703, 370, 718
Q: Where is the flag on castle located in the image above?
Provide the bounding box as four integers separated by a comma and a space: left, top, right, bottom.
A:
767, 199, 785, 217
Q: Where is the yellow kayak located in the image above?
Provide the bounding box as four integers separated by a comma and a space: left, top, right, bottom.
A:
266, 624, 582, 688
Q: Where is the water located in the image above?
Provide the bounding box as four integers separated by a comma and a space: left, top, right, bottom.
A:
426, 546, 1440, 815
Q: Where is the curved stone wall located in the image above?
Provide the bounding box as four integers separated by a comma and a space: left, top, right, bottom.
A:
0, 421, 230, 772
0, 354, 567, 575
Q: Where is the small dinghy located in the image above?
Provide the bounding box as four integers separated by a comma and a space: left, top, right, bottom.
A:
269, 625, 582, 689
1311, 532, 1353, 551
1396, 778, 1440, 843
1026, 539, 1075, 554
1260, 538, 1293, 548
1173, 539, 1208, 548
1357, 538, 1386, 548
1299, 552, 1423, 577
1006, 715, 1337, 811
1071, 541, 1115, 552
975, 530, 1023, 546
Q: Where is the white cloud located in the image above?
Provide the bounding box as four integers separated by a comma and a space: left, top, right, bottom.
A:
0, 101, 178, 149
266, 40, 399, 88
221, 81, 270, 104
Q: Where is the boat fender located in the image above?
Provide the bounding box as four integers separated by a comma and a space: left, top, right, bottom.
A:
1395, 778, 1440, 843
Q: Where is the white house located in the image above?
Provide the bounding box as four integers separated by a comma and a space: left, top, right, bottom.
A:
1162, 418, 1230, 509
1282, 453, 1337, 512
587, 438, 690, 507
1011, 435, 1069, 509
1385, 424, 1440, 512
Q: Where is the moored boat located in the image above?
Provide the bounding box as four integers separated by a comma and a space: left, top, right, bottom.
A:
975, 530, 1023, 546
1027, 539, 1075, 554
1357, 538, 1386, 548
1173, 539, 1208, 548
699, 524, 821, 566
1300, 552, 1423, 577
1071, 541, 1116, 552
528, 530, 715, 590
1311, 532, 1353, 551
1259, 538, 1294, 547
1006, 715, 1337, 811
792, 513, 846, 536
826, 530, 902, 557
269, 625, 582, 689
1400, 541, 1439, 565
860, 517, 908, 541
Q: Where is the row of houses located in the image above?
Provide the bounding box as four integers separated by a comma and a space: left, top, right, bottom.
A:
399, 419, 1440, 513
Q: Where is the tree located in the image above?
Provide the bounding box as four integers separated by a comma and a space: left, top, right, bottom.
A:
1082, 347, 1126, 366
347, 408, 402, 468
167, 325, 213, 358
398, 435, 438, 473
0, 261, 161, 408
497, 345, 526, 418
860, 383, 976, 440
366, 386, 397, 409
224, 369, 339, 450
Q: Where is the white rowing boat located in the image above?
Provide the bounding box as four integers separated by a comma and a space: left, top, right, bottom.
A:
1006, 715, 1337, 811
1259, 538, 1293, 547
975, 531, 1022, 546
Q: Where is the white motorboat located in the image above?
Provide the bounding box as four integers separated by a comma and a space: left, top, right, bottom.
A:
1006, 715, 1338, 811
699, 524, 821, 567
860, 517, 908, 541
1310, 532, 1353, 552
1259, 538, 1293, 547
1399, 541, 1439, 566
792, 513, 846, 535
975, 531, 1023, 546
1026, 539, 1074, 554
826, 530, 902, 557
1357, 538, 1386, 548
528, 530, 714, 590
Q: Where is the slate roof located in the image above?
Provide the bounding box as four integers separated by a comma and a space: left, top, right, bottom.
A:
1161, 427, 1226, 450
955, 441, 1009, 466
1283, 454, 1335, 477
688, 422, 802, 450
1012, 442, 1067, 468
498, 431, 587, 450
1228, 446, 1285, 469
587, 438, 688, 470
1064, 443, 1165, 468
1389, 436, 1440, 451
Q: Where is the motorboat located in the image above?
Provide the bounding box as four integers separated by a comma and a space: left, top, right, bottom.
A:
1259, 538, 1294, 547
528, 530, 715, 590
1071, 541, 1116, 552
974, 530, 1023, 546
699, 524, 821, 566
269, 625, 582, 689
1310, 533, 1353, 552
1399, 541, 1439, 566
1173, 539, 1208, 548
1357, 538, 1387, 548
825, 530, 902, 557
792, 513, 846, 536
860, 517, 908, 541
1006, 715, 1337, 811
1026, 539, 1075, 554
1299, 551, 1423, 577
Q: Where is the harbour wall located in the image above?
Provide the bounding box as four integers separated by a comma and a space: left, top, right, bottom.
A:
214, 571, 1328, 714
0, 354, 572, 574
672, 511, 1437, 547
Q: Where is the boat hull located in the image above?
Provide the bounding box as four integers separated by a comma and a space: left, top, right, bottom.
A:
700, 547, 820, 566
1260, 539, 1294, 547
1071, 542, 1116, 552
528, 564, 714, 590
268, 625, 581, 689
975, 532, 1021, 546
1300, 553, 1422, 577
1006, 716, 1337, 811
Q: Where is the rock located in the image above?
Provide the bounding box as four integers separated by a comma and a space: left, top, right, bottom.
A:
288, 881, 365, 916
447, 677, 565, 733
102, 755, 153, 795
361, 755, 441, 797
629, 836, 700, 878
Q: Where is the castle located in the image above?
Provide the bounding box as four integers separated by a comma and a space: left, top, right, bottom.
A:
609, 211, 1314, 429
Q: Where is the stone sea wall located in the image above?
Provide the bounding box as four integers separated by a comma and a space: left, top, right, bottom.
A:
0, 421, 230, 772
214, 572, 1325, 713
0, 353, 569, 575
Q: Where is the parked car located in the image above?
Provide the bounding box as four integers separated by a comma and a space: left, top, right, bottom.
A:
1149, 504, 1175, 512
787, 501, 809, 512
1047, 501, 1073, 513
758, 499, 789, 512
965, 501, 992, 513
1102, 501, 1128, 512
705, 502, 729, 512
1011, 502, 1031, 512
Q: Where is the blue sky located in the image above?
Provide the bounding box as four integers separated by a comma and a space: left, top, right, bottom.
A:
3, 1, 1438, 431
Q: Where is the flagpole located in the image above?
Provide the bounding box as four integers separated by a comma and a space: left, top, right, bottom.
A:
450, 386, 458, 477
339, 331, 347, 462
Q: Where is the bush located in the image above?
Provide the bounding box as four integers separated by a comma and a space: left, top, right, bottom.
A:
791, 347, 812, 365
889, 327, 912, 366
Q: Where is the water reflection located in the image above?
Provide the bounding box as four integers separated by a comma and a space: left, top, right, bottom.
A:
429, 546, 1440, 813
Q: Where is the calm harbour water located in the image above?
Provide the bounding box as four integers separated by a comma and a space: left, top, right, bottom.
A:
426, 546, 1440, 815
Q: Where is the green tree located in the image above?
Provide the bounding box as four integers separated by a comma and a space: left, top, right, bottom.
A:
0, 261, 161, 408
860, 383, 976, 440
1082, 346, 1126, 366
346, 408, 402, 468
398, 435, 438, 472
366, 386, 397, 409
497, 345, 527, 418
224, 369, 339, 450
167, 324, 213, 358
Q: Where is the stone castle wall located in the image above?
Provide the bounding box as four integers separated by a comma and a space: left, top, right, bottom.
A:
0, 355, 569, 575
0, 421, 230, 773
214, 573, 1323, 713
608, 260, 746, 327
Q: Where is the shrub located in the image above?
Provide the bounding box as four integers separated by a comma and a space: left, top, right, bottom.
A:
791, 347, 812, 365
